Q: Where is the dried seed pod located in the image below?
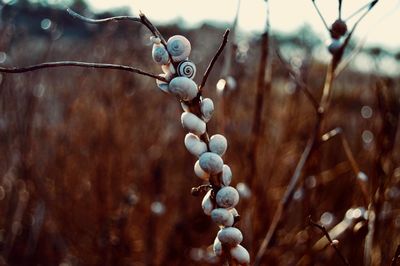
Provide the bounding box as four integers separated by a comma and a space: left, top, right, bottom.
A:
216, 186, 239, 208
202, 190, 214, 215
167, 35, 191, 62
194, 160, 210, 180
177, 60, 196, 79
184, 133, 207, 157
213, 237, 223, 256
222, 164, 232, 186
211, 208, 234, 227
181, 112, 206, 135
169, 77, 198, 101
156, 74, 169, 94
209, 134, 228, 156
217, 227, 243, 246
327, 39, 342, 55
152, 44, 170, 65
230, 245, 250, 265
330, 19, 347, 39
200, 98, 214, 122
199, 152, 224, 174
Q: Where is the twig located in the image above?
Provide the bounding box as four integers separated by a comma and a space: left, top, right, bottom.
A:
391, 245, 400, 266
338, 0, 343, 19
309, 217, 350, 266
344, 0, 378, 21
275, 49, 320, 112
311, 0, 330, 31
199, 29, 230, 91
0, 61, 167, 82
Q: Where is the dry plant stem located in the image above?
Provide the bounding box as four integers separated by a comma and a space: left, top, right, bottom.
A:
199, 29, 230, 92
0, 61, 167, 81
309, 218, 350, 266
391, 245, 400, 266
344, 0, 378, 21
311, 0, 330, 31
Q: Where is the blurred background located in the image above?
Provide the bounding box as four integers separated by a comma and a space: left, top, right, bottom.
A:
0, 0, 399, 265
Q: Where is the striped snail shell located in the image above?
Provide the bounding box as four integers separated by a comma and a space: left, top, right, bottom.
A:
177, 60, 196, 79
152, 44, 169, 65
167, 35, 191, 62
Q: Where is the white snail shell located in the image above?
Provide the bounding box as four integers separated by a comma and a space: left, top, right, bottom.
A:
194, 160, 210, 180
211, 208, 234, 227
217, 227, 243, 246
177, 60, 196, 79
230, 245, 250, 265
200, 98, 214, 122
236, 182, 251, 199
230, 208, 239, 217
222, 164, 232, 186
181, 101, 190, 112
216, 186, 239, 208
169, 77, 198, 101
161, 63, 176, 75
150, 36, 161, 44
209, 134, 228, 156
328, 39, 342, 55
152, 44, 170, 65
167, 35, 191, 62
213, 237, 223, 256
184, 133, 207, 157
199, 152, 224, 175
181, 112, 206, 136
156, 74, 169, 94
202, 190, 214, 216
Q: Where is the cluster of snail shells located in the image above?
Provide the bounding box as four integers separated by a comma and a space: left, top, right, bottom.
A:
151, 34, 249, 264
327, 19, 347, 55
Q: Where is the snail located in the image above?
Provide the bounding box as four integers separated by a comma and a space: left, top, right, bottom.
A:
156, 74, 169, 94
330, 19, 347, 39
200, 98, 214, 122
222, 164, 232, 186
169, 77, 198, 101
217, 227, 243, 246
167, 35, 191, 62
161, 63, 176, 75
211, 208, 234, 227
202, 190, 214, 215
216, 186, 239, 208
177, 60, 196, 79
209, 134, 228, 156
230, 245, 250, 264
213, 237, 223, 256
152, 44, 170, 65
194, 160, 210, 180
181, 112, 206, 136
184, 133, 207, 157
327, 39, 342, 55
199, 152, 224, 174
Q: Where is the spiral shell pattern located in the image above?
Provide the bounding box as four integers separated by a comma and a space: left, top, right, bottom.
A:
167, 35, 191, 62
177, 60, 196, 79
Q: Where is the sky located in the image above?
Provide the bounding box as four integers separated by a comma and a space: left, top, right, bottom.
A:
84, 0, 400, 50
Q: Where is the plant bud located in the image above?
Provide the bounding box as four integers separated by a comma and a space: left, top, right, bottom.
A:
217, 227, 243, 246
216, 186, 239, 208
211, 208, 234, 227
184, 133, 207, 157
202, 190, 214, 215
200, 98, 214, 122
209, 134, 227, 156
194, 160, 210, 180
181, 112, 206, 136
222, 164, 232, 186
230, 245, 250, 265
199, 152, 224, 174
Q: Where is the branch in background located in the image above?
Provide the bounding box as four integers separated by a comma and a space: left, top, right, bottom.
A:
338, 0, 343, 19
391, 245, 400, 266
311, 0, 330, 31
344, 0, 378, 21
199, 29, 230, 91
0, 61, 167, 82
309, 217, 350, 266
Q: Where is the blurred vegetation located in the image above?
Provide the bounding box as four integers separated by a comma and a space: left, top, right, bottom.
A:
0, 0, 399, 265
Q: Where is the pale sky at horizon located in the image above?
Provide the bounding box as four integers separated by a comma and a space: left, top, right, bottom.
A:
84, 0, 400, 50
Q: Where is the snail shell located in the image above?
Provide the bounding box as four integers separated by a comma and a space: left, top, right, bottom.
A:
217, 227, 243, 246
230, 245, 250, 265
202, 190, 214, 216
222, 164, 232, 186
181, 112, 206, 136
211, 208, 234, 227
199, 152, 224, 175
200, 98, 214, 122
184, 133, 207, 157
167, 35, 191, 62
156, 74, 169, 94
216, 186, 239, 208
328, 39, 342, 55
152, 44, 170, 65
181, 101, 190, 112
230, 208, 239, 217
169, 77, 198, 101
177, 60, 196, 79
194, 160, 210, 180
161, 63, 176, 75
213, 237, 223, 256
209, 134, 228, 156
150, 36, 161, 44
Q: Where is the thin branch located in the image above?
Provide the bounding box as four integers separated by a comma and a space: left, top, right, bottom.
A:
391, 245, 400, 266
199, 29, 230, 91
344, 0, 378, 22
0, 61, 167, 82
309, 217, 350, 266
311, 0, 330, 31
275, 49, 320, 112
338, 0, 343, 19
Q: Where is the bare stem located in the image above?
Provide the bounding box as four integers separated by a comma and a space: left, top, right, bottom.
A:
311, 0, 330, 31
0, 61, 167, 82
391, 245, 400, 266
